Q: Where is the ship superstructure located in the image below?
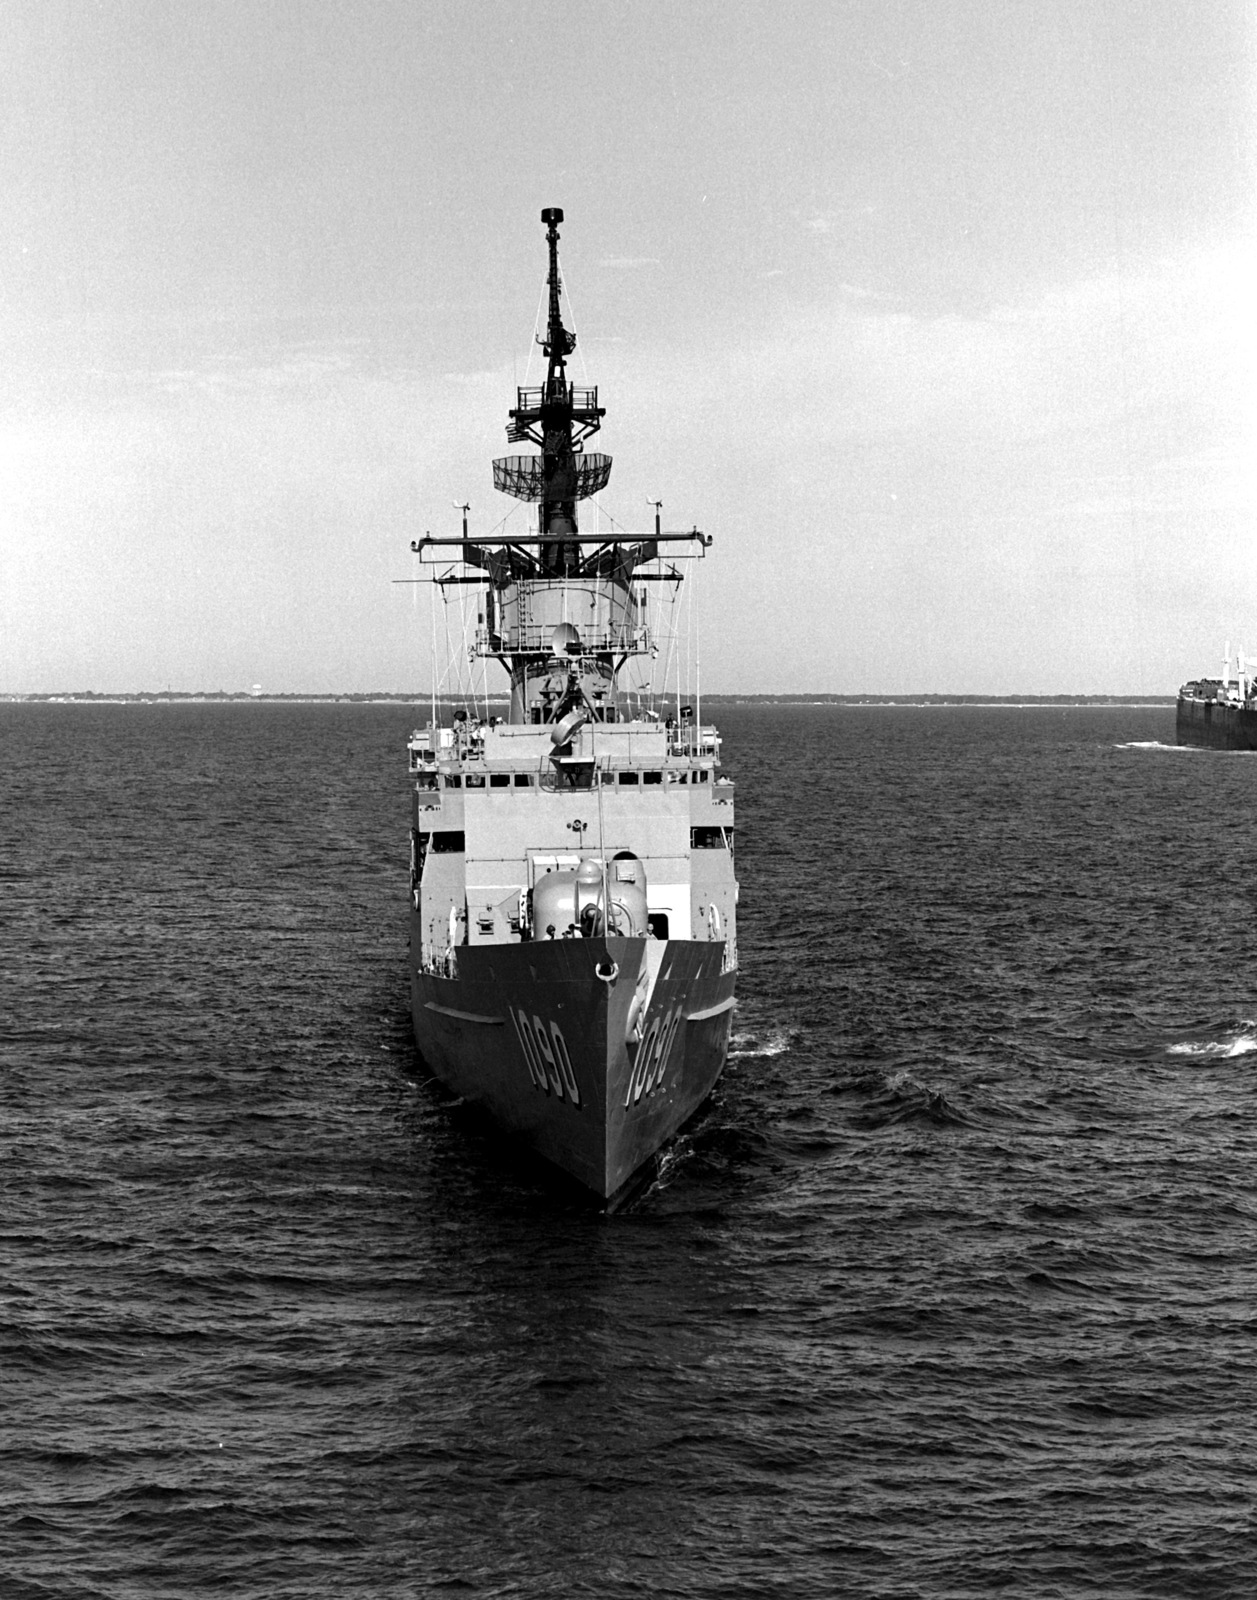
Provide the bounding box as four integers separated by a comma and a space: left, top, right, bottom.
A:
405, 210, 737, 1200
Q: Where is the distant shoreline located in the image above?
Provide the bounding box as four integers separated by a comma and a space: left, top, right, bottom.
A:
2, 692, 1178, 707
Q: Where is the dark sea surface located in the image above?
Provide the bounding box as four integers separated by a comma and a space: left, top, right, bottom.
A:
3, 702, 1256, 1598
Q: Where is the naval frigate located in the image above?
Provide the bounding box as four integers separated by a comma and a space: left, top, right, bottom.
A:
406, 209, 737, 1201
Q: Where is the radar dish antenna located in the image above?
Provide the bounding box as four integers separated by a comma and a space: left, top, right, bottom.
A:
551, 622, 581, 656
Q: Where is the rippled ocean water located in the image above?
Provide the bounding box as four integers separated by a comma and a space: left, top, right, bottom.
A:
4, 702, 1256, 1598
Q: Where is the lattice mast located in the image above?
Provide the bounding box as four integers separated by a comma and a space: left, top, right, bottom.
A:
413, 209, 707, 726
498, 207, 608, 575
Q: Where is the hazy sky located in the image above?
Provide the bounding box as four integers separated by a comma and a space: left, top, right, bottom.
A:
1, 0, 1253, 694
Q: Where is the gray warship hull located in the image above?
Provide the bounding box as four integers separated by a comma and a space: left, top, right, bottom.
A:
410, 928, 735, 1197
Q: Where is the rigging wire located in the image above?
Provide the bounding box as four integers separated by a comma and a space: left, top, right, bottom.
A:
558, 249, 590, 388
439, 592, 454, 705
429, 572, 437, 732
523, 275, 547, 388
694, 555, 701, 750
663, 574, 681, 730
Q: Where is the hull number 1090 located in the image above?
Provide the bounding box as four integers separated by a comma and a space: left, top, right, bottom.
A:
511, 1009, 581, 1105
626, 1003, 683, 1108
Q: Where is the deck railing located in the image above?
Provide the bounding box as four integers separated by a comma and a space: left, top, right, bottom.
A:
474, 623, 650, 657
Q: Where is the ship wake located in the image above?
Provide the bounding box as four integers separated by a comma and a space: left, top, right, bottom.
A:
1167, 1023, 1257, 1059
728, 1024, 798, 1059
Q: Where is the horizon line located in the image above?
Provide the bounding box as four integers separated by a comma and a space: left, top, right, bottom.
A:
1, 690, 1179, 706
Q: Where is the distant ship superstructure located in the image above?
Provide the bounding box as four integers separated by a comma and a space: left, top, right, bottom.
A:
406, 210, 737, 1200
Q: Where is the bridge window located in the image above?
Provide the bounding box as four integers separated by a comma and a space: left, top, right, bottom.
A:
643, 771, 662, 785
430, 831, 466, 853
490, 774, 511, 788
514, 774, 533, 787
555, 761, 595, 791
618, 771, 639, 785
691, 826, 729, 850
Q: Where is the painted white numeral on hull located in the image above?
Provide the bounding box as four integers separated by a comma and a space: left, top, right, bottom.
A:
625, 1003, 683, 1108
549, 1024, 580, 1102
510, 1009, 581, 1106
511, 1007, 546, 1090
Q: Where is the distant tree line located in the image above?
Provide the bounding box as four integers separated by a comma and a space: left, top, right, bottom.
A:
8, 690, 1175, 706
696, 693, 1176, 705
